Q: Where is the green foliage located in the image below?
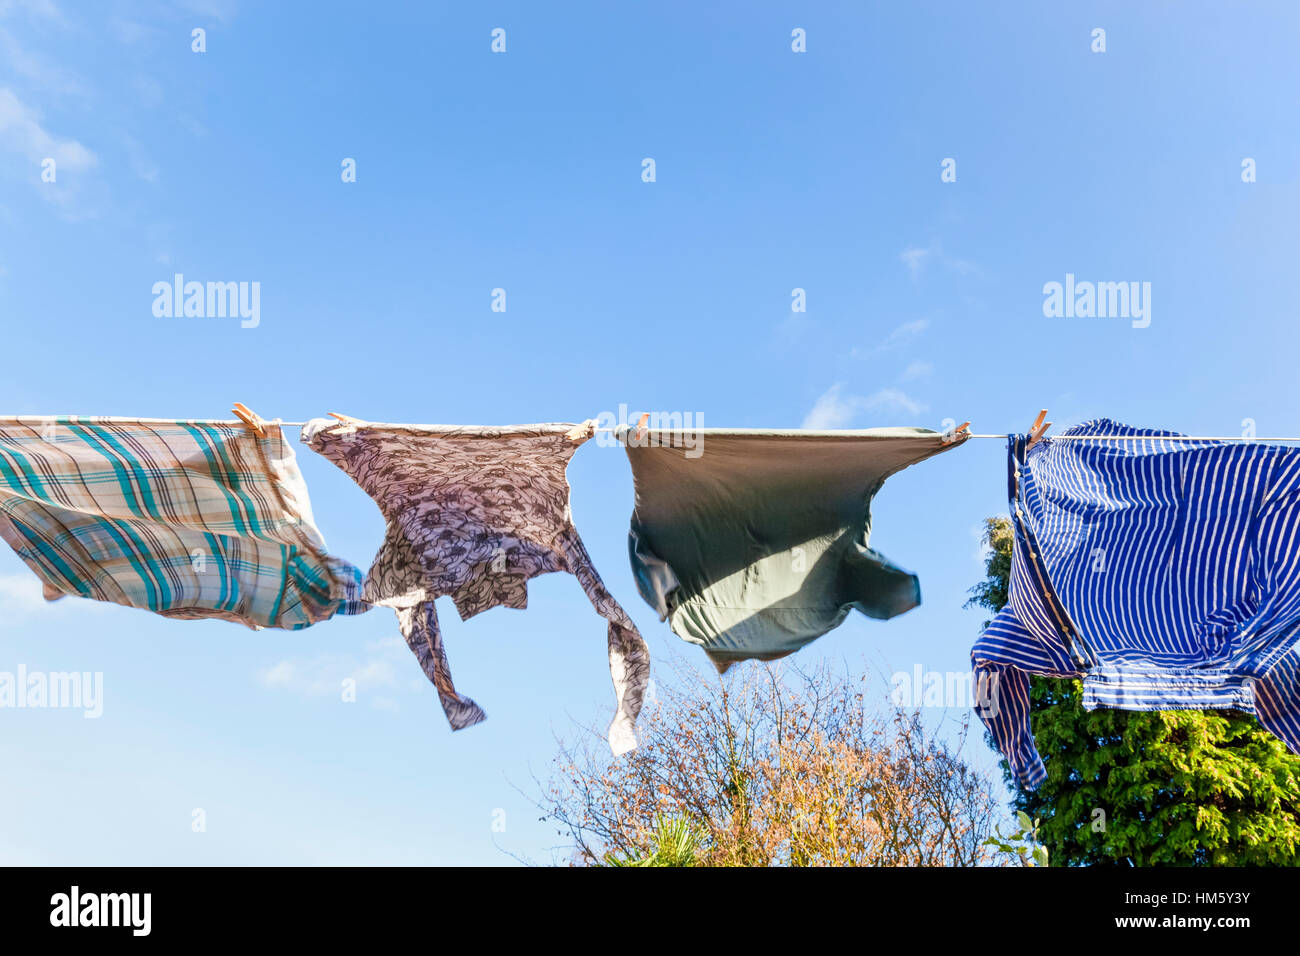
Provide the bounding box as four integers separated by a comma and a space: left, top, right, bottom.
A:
964, 517, 1013, 629
603, 816, 702, 867
968, 516, 1300, 866
984, 810, 1049, 867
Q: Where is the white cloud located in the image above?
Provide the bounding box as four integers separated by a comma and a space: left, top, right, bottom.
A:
131, 74, 163, 109
178, 0, 239, 24
147, 221, 172, 263
257, 636, 415, 711
774, 308, 813, 344
177, 113, 208, 138
121, 130, 158, 182
947, 257, 982, 277
864, 387, 927, 416
109, 18, 157, 45
803, 385, 857, 429
882, 318, 928, 349
899, 242, 982, 281
0, 28, 84, 95
900, 360, 933, 381
0, 86, 101, 216
851, 318, 929, 358
0, 86, 96, 170
0, 572, 51, 613
0, 572, 107, 622
900, 245, 932, 279
802, 383, 928, 429
0, 0, 66, 24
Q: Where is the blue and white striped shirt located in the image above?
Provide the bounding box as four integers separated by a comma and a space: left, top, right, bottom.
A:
972, 419, 1300, 788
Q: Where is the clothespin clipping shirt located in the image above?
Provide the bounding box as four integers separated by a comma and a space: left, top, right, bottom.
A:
565, 419, 597, 442
1026, 409, 1051, 448
326, 412, 367, 442
231, 402, 267, 437
941, 421, 971, 444
634, 413, 649, 443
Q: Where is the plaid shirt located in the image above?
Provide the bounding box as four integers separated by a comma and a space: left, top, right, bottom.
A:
0, 416, 366, 629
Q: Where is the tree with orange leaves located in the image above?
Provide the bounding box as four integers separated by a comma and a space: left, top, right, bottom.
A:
537, 657, 1003, 866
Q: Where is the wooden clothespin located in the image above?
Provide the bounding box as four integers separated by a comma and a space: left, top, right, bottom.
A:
325, 411, 366, 444
634, 413, 649, 443
565, 419, 597, 442
231, 402, 266, 436
941, 421, 971, 444
1026, 409, 1051, 448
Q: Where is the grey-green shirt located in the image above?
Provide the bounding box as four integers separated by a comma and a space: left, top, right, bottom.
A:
624, 427, 966, 669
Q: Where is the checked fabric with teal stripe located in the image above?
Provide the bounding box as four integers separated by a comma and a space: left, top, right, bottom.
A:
0, 416, 366, 630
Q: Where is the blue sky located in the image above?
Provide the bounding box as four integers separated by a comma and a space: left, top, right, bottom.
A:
0, 0, 1297, 864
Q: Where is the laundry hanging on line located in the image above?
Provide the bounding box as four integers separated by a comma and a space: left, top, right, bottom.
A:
0, 416, 366, 629
302, 417, 650, 756
972, 419, 1300, 789
622, 425, 968, 670
11, 406, 1300, 770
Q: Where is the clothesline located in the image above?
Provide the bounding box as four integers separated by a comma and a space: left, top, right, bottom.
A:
5, 413, 1300, 764
4, 416, 1299, 443
270, 423, 1300, 443
966, 434, 1300, 442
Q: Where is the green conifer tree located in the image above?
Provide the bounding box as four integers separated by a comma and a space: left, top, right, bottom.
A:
968, 517, 1300, 865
